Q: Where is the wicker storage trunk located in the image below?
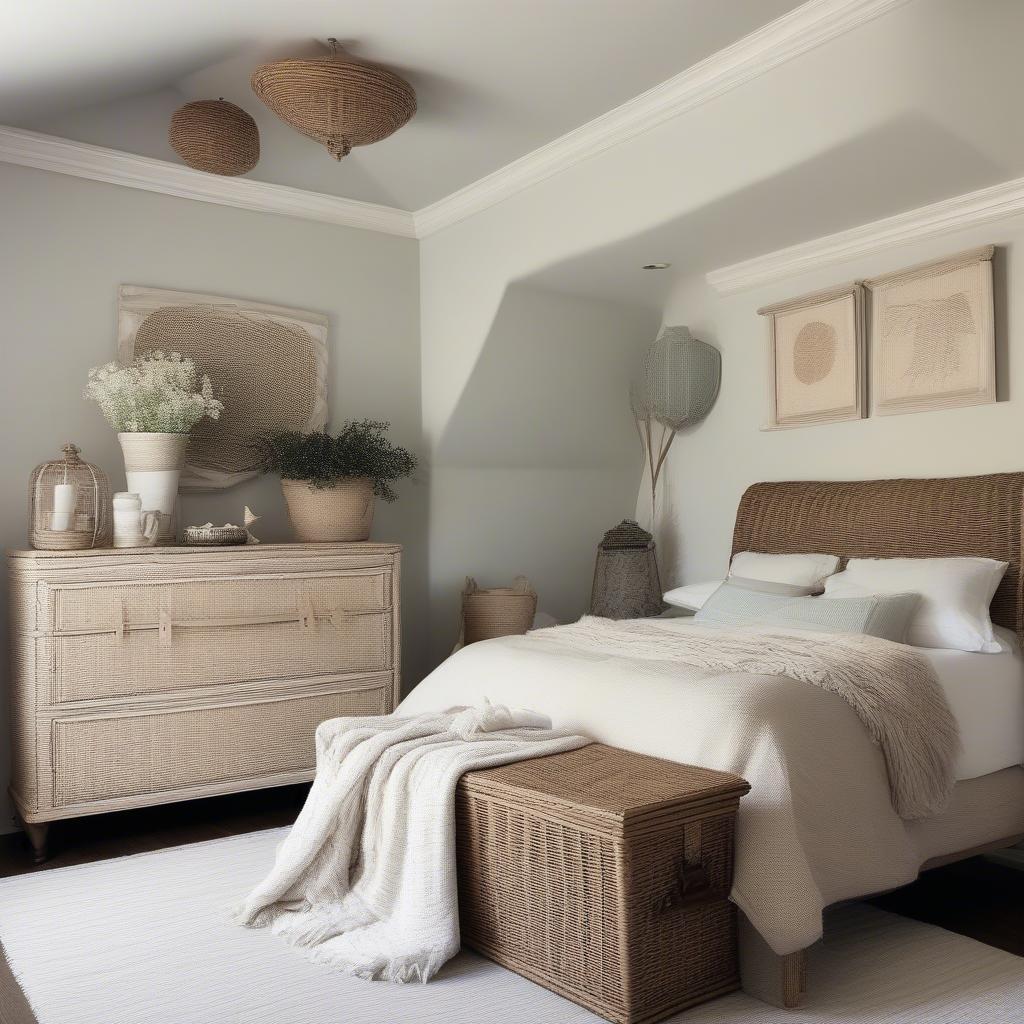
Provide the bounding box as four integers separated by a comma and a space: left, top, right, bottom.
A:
456, 744, 749, 1024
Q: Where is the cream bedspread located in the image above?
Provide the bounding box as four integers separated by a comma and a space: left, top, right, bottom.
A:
398, 618, 962, 955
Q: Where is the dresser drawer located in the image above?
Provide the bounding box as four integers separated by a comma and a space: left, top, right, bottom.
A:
41, 571, 393, 703
51, 681, 390, 807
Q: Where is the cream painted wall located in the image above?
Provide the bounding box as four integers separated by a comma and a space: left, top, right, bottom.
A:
416, 0, 1024, 674
0, 162, 423, 834
650, 222, 1022, 589
415, 0, 1024, 671
426, 283, 657, 661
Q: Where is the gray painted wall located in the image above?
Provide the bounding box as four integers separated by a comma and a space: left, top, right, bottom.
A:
0, 162, 424, 833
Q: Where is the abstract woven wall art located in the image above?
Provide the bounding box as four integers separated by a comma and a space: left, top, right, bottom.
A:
118, 286, 328, 490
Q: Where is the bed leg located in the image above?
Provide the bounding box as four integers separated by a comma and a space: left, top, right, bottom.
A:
738, 913, 807, 1009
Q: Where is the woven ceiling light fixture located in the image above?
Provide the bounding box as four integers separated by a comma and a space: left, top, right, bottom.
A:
250, 39, 416, 160
168, 99, 260, 176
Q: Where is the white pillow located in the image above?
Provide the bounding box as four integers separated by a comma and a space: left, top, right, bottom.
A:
824, 556, 1008, 653
729, 551, 840, 591
664, 574, 821, 611
663, 580, 722, 611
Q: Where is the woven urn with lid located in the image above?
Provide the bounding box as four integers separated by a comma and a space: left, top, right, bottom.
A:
589, 519, 665, 619
29, 443, 112, 550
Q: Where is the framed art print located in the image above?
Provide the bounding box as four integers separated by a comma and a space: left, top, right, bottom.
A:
758, 282, 866, 430
866, 246, 995, 417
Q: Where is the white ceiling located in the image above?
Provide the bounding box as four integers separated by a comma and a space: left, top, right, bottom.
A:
3, 0, 802, 210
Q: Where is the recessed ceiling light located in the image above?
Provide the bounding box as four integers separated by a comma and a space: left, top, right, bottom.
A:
642, 262, 671, 270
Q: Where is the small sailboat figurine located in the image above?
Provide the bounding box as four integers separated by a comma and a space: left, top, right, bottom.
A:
243, 506, 261, 545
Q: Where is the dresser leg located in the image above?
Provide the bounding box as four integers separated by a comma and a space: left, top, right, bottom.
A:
22, 821, 49, 864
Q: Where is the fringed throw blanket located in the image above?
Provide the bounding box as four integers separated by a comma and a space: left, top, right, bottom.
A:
539, 617, 960, 819
235, 703, 589, 982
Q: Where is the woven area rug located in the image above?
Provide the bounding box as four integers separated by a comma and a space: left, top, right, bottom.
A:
1, 828, 1021, 1024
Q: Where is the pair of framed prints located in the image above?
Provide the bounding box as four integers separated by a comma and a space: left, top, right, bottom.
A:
759, 245, 995, 429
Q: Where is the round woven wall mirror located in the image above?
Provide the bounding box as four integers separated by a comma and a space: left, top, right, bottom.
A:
169, 99, 260, 176
251, 40, 416, 160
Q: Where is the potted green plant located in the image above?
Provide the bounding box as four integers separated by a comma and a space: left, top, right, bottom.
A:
262, 421, 417, 542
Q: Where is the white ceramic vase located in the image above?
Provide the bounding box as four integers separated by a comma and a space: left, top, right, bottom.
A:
117, 432, 189, 544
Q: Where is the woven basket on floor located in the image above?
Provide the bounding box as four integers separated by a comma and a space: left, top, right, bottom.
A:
461, 576, 537, 645
251, 43, 416, 160
169, 99, 260, 176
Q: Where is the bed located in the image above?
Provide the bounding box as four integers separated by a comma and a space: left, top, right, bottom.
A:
400, 473, 1024, 1007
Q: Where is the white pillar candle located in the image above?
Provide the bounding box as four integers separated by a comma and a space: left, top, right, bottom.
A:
50, 482, 77, 531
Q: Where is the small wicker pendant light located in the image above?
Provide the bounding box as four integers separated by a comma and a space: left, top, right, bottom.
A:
169, 99, 260, 176
251, 39, 416, 160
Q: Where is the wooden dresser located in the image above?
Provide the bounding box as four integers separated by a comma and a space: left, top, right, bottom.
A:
6, 542, 401, 861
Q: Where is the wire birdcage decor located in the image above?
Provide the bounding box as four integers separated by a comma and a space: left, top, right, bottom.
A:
631, 326, 721, 523
29, 443, 113, 550
251, 39, 416, 161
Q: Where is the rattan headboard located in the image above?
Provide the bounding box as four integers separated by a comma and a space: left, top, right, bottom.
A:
731, 474, 1024, 639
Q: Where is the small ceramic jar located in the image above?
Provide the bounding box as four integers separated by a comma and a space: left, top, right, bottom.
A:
112, 492, 160, 548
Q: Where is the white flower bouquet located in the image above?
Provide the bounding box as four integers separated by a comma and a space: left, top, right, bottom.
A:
85, 351, 224, 433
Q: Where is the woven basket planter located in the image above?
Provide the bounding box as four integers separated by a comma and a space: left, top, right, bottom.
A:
462, 577, 537, 645
169, 99, 260, 176
281, 477, 375, 542
251, 52, 416, 160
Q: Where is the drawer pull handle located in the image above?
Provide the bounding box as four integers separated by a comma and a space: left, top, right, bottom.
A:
114, 601, 126, 642
159, 607, 173, 648
329, 605, 392, 627
54, 605, 393, 639
299, 596, 318, 632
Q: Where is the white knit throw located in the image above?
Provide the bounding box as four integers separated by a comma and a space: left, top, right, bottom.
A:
536, 617, 960, 819
235, 703, 590, 982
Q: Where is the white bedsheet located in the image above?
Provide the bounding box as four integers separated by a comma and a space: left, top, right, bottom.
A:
399, 618, 1024, 955
920, 625, 1024, 780
645, 619, 1024, 782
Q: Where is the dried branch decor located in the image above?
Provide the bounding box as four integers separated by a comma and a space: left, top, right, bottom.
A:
631, 326, 720, 522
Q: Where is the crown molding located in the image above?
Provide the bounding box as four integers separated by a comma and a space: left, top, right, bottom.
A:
0, 0, 911, 241
706, 175, 1024, 294
414, 0, 913, 237
0, 125, 417, 238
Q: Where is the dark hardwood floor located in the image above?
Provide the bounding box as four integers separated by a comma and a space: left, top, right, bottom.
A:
870, 855, 1024, 956
1, 790, 1021, 958
0, 785, 310, 878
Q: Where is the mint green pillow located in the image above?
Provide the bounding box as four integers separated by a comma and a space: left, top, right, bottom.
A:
693, 581, 919, 643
